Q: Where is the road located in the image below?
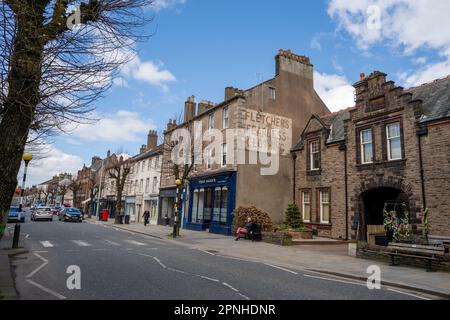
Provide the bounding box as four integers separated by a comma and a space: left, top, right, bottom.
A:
8, 210, 431, 300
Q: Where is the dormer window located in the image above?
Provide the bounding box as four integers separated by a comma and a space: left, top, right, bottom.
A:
310, 140, 320, 171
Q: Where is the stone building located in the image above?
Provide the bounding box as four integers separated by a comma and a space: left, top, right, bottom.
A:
159, 49, 330, 235
126, 131, 163, 224
292, 72, 450, 242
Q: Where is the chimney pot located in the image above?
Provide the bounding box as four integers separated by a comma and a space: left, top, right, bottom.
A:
360, 73, 365, 81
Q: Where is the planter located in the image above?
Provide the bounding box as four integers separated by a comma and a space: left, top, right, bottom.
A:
286, 230, 313, 240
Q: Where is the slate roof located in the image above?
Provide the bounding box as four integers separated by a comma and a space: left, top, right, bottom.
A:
321, 109, 351, 144
407, 75, 450, 123
131, 144, 163, 162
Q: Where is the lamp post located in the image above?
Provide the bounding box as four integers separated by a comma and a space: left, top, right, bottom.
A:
13, 153, 32, 248
173, 179, 183, 239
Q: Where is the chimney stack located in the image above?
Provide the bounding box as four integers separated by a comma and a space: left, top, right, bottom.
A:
107, 150, 111, 158
225, 87, 244, 101
197, 100, 215, 115
275, 49, 313, 85
147, 130, 158, 150
184, 96, 196, 122
360, 73, 365, 81
140, 145, 147, 154
166, 119, 177, 131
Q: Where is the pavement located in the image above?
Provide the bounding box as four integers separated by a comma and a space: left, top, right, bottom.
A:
85, 217, 450, 299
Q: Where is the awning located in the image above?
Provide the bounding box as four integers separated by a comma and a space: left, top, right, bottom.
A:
81, 199, 91, 205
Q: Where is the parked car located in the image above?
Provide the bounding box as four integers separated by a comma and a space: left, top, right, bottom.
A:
50, 206, 62, 215
31, 207, 53, 221
59, 207, 83, 223
7, 206, 25, 223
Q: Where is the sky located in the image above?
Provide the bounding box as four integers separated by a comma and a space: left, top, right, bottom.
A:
21, 0, 450, 186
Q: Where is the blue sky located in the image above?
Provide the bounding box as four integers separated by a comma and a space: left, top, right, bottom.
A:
25, 0, 450, 186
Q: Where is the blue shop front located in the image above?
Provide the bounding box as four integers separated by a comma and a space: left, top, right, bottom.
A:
184, 171, 236, 236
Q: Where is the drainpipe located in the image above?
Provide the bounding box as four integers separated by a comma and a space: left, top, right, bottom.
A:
339, 142, 349, 240
417, 126, 428, 210
290, 151, 297, 204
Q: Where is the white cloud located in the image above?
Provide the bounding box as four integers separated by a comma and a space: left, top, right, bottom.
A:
20, 145, 84, 186
314, 71, 355, 112
327, 0, 450, 86
69, 110, 156, 142
120, 55, 176, 91
151, 0, 187, 11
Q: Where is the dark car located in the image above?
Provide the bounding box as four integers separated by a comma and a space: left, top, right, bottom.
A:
7, 206, 25, 223
59, 207, 83, 223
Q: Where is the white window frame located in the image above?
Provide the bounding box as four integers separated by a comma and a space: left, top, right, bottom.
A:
145, 178, 150, 193
152, 177, 158, 194
387, 123, 402, 161
360, 129, 373, 164
302, 191, 311, 223
208, 113, 215, 131
268, 87, 276, 100
222, 107, 229, 129
310, 140, 320, 171
221, 143, 227, 166
320, 190, 330, 224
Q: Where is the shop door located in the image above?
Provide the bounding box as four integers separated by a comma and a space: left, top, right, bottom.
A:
203, 188, 213, 226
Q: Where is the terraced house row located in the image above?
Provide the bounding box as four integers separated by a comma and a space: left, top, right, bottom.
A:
72, 50, 450, 244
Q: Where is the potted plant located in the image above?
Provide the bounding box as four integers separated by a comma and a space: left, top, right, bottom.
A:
278, 204, 313, 240
383, 203, 412, 244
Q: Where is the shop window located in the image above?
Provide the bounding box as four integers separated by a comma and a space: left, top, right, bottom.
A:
197, 189, 204, 223
191, 190, 199, 224
213, 187, 221, 223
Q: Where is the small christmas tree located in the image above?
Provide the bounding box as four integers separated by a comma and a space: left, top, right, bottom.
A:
284, 203, 303, 229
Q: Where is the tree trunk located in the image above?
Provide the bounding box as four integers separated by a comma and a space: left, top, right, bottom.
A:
0, 9, 45, 240
115, 188, 123, 225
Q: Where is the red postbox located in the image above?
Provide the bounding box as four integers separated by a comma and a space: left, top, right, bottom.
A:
102, 209, 109, 221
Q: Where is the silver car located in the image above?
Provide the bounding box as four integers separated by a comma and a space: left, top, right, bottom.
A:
31, 207, 53, 221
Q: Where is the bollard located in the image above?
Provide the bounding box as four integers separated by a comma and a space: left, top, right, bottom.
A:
12, 223, 20, 248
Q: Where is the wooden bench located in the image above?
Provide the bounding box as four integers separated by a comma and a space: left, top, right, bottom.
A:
387, 242, 445, 272
243, 224, 262, 242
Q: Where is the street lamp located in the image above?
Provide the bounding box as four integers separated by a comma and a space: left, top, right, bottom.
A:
13, 153, 32, 248
173, 179, 183, 239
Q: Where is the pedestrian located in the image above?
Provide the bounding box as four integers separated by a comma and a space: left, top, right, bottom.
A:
143, 210, 150, 227
235, 217, 253, 241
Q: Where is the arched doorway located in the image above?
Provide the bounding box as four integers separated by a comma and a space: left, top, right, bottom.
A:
359, 187, 409, 242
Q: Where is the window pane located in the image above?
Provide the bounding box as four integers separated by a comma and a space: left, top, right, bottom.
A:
313, 153, 320, 169
197, 189, 204, 222
363, 143, 373, 163
388, 123, 400, 138
322, 204, 330, 223
304, 204, 311, 222
390, 137, 402, 159
361, 129, 372, 143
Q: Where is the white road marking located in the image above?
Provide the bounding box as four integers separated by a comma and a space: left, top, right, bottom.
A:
387, 288, 430, 300
264, 263, 299, 275
303, 274, 367, 287
124, 240, 147, 246
40, 241, 54, 248
72, 240, 91, 247
199, 249, 216, 256
34, 251, 48, 253
200, 276, 220, 282
25, 234, 30, 239
92, 249, 107, 252
27, 253, 48, 278
26, 279, 67, 300
153, 257, 167, 269
222, 282, 239, 292
104, 240, 121, 246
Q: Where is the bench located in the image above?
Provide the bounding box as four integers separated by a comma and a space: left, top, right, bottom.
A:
242, 224, 262, 242
387, 242, 445, 272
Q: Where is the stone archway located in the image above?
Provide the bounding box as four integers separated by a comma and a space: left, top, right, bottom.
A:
354, 176, 419, 242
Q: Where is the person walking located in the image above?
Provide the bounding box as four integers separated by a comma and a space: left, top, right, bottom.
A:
143, 210, 150, 227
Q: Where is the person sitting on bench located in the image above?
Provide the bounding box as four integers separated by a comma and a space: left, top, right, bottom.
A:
235, 217, 253, 241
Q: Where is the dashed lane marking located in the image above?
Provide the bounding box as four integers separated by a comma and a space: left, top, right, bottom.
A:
72, 240, 91, 247
104, 240, 121, 246
40, 241, 54, 248
124, 240, 147, 246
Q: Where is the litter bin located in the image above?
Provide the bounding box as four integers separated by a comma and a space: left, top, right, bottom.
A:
124, 215, 130, 224
102, 209, 109, 222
